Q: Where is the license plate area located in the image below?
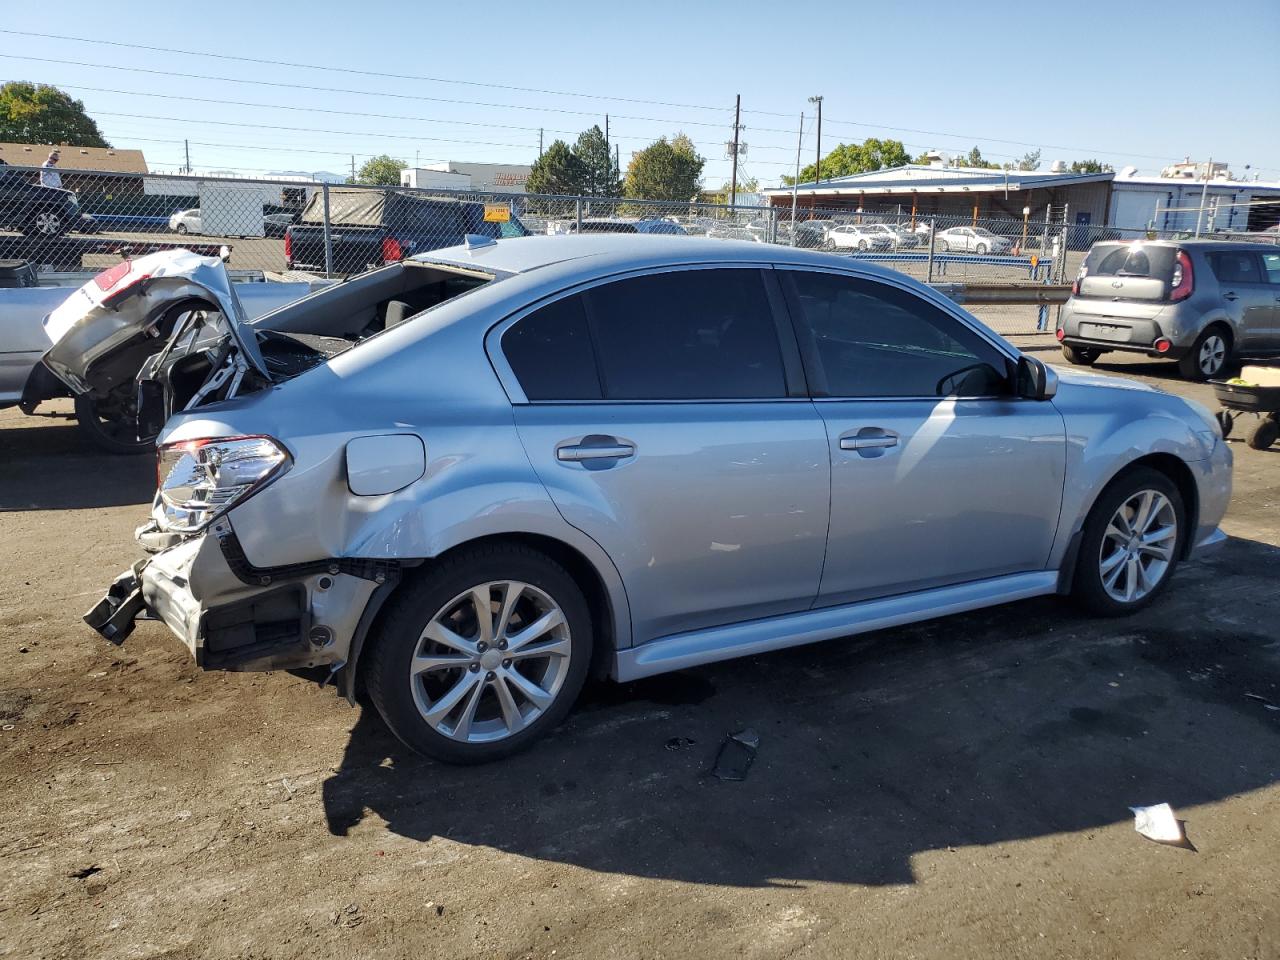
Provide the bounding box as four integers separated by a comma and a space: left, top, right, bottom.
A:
1079, 320, 1133, 342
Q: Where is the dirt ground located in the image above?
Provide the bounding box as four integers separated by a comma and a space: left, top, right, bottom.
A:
1, 347, 1277, 960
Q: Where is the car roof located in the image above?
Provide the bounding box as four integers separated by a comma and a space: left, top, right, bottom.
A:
1091, 238, 1278, 251
412, 233, 915, 280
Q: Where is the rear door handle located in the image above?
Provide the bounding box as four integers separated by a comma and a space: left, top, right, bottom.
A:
1223, 292, 1239, 301
840, 435, 898, 450
556, 437, 636, 462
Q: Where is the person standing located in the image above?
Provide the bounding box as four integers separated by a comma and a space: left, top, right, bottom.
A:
40, 150, 62, 189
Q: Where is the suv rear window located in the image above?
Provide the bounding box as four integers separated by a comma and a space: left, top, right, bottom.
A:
1085, 244, 1178, 282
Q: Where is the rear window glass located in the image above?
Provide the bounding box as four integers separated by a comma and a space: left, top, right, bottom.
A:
587, 269, 786, 400
1207, 251, 1262, 284
502, 295, 602, 401
1086, 244, 1177, 281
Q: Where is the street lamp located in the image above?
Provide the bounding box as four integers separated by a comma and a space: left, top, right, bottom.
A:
1021, 205, 1031, 250
808, 95, 823, 186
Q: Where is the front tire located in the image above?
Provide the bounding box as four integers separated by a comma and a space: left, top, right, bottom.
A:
975, 242, 988, 255
1071, 467, 1184, 617
176, 223, 188, 235
366, 544, 593, 764
1178, 326, 1232, 381
1061, 344, 1100, 366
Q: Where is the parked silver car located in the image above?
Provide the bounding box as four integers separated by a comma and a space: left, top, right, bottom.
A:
937, 227, 1013, 255
1058, 240, 1280, 380
85, 235, 1231, 763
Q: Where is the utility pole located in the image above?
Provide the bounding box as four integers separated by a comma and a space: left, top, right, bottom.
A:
351, 155, 356, 181
539, 128, 543, 158
808, 95, 824, 185
790, 111, 804, 239
183, 139, 190, 174
614, 144, 620, 194
1195, 156, 1213, 237
604, 114, 610, 198
730, 94, 742, 207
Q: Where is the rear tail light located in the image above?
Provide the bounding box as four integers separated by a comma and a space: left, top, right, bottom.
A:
283, 228, 293, 264
1055, 327, 1066, 341
91, 261, 152, 306
1170, 250, 1194, 301
1154, 338, 1172, 353
1071, 263, 1088, 296
156, 436, 290, 533
382, 237, 404, 263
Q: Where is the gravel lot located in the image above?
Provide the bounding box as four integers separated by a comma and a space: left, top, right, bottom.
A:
1, 347, 1277, 960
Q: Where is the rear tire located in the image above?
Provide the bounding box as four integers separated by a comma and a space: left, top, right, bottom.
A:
1177, 326, 1232, 381
1061, 344, 1100, 366
366, 543, 594, 764
176, 224, 188, 235
1071, 467, 1184, 617
975, 242, 989, 255
74, 391, 155, 455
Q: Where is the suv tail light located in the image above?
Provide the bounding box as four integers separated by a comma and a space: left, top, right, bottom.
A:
1170, 250, 1194, 301
157, 436, 290, 533
1071, 263, 1088, 296
382, 237, 404, 263
283, 228, 293, 265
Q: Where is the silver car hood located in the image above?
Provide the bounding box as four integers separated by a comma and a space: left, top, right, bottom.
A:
41, 250, 267, 393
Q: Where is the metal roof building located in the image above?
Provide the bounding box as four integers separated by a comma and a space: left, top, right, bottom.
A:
762, 164, 1116, 228
1108, 171, 1280, 235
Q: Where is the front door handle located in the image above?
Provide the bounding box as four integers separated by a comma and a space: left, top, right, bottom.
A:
839, 428, 900, 456
556, 436, 636, 462
1223, 292, 1239, 301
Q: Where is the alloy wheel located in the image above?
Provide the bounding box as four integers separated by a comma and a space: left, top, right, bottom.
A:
1098, 490, 1178, 603
1198, 334, 1227, 376
410, 581, 572, 744
34, 212, 62, 235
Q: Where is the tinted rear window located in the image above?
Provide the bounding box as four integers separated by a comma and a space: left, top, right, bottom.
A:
1085, 244, 1177, 281
587, 269, 786, 400
502, 295, 603, 401
1207, 251, 1263, 284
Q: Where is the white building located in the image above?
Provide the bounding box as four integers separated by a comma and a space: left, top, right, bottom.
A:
401, 162, 532, 194
1109, 166, 1280, 234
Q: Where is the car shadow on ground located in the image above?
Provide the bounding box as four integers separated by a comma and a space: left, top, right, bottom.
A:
0, 420, 154, 511
321, 537, 1280, 888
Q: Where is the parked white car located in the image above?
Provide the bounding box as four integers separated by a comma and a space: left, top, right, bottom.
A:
865, 224, 921, 249
936, 227, 1012, 255
825, 224, 893, 252
168, 208, 203, 235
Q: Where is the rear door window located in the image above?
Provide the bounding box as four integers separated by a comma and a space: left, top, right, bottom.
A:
1207, 251, 1264, 284
585, 269, 787, 400
502, 294, 603, 401
1261, 251, 1280, 285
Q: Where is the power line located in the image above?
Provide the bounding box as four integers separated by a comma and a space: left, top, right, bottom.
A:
0, 28, 734, 114
0, 54, 734, 130
57, 83, 795, 156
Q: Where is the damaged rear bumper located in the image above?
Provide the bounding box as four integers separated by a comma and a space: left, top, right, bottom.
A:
84, 523, 384, 674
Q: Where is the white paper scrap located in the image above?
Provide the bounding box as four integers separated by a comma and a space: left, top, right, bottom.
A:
1130, 803, 1185, 844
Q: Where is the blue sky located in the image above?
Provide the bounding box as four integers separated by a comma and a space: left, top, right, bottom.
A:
2, 0, 1277, 184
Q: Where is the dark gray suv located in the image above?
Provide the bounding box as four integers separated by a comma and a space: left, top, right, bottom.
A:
1057, 240, 1280, 380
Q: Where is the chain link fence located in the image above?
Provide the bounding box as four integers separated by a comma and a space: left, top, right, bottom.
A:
3, 164, 1275, 335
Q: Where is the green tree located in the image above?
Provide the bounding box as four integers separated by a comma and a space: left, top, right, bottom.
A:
963, 146, 1000, 169
783, 138, 910, 185
1016, 149, 1041, 171
348, 154, 406, 185
623, 134, 705, 201
712, 176, 759, 203
1069, 158, 1114, 174
0, 81, 109, 147
572, 125, 620, 197
526, 140, 586, 196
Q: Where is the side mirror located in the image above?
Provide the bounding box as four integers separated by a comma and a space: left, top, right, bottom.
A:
1017, 355, 1058, 401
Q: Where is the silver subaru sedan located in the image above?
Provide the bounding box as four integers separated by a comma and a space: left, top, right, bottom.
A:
85, 235, 1232, 763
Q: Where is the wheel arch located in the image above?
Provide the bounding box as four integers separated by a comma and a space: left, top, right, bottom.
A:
340, 530, 626, 703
